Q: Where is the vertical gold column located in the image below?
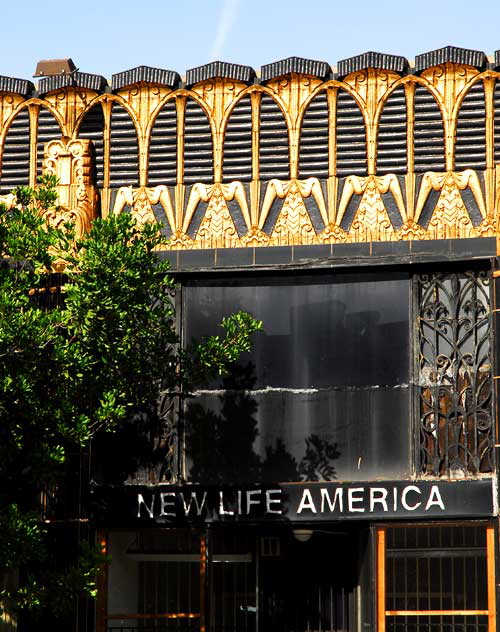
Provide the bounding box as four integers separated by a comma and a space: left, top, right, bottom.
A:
366, 68, 378, 176
444, 63, 456, 173
28, 104, 39, 188
200, 534, 207, 632
175, 96, 186, 231
138, 86, 151, 188
486, 525, 497, 632
405, 81, 416, 222
288, 75, 300, 180
213, 78, 224, 184
377, 527, 386, 632
100, 98, 112, 217
484, 77, 496, 219
250, 90, 261, 228
138, 121, 148, 188
327, 86, 338, 224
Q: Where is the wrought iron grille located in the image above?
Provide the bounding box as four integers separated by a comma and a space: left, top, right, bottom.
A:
417, 270, 493, 476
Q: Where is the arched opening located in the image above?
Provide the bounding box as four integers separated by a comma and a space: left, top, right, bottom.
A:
36, 107, 62, 179
148, 100, 177, 187
109, 102, 139, 188
298, 91, 328, 179
259, 94, 289, 181
222, 94, 252, 183
78, 103, 105, 187
336, 90, 367, 177
376, 86, 407, 175
413, 85, 445, 172
455, 81, 486, 171
0, 108, 30, 193
183, 99, 213, 185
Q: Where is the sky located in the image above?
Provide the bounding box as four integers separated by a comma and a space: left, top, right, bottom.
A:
2, 0, 500, 81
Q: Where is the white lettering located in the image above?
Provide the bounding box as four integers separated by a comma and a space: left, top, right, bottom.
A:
393, 487, 398, 511
266, 489, 282, 514
159, 492, 176, 517
369, 488, 388, 512
246, 490, 262, 514
219, 491, 234, 515
425, 485, 445, 511
401, 486, 422, 511
137, 493, 155, 518
237, 490, 242, 515
320, 488, 343, 513
179, 492, 207, 516
297, 489, 317, 514
348, 488, 365, 512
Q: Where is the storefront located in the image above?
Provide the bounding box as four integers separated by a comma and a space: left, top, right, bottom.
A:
96, 480, 496, 632
91, 261, 498, 632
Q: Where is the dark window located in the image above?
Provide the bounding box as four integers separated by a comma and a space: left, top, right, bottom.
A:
183, 273, 411, 484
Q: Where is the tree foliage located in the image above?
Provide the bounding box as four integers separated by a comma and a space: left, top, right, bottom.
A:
0, 176, 261, 620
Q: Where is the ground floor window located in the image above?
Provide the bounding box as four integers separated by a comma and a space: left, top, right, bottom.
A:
98, 523, 496, 632
103, 530, 206, 631
99, 527, 358, 632
377, 524, 496, 632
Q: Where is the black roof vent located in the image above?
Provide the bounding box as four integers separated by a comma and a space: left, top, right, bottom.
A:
337, 51, 409, 78
0, 76, 34, 97
261, 56, 331, 82
185, 61, 255, 86
112, 66, 180, 91
38, 71, 107, 95
415, 45, 487, 72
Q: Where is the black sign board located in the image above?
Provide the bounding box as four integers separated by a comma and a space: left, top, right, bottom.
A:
91, 479, 496, 526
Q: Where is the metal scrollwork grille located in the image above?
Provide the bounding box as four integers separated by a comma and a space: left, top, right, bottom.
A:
417, 270, 493, 476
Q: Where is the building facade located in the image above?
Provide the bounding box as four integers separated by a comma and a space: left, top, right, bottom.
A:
2, 46, 500, 632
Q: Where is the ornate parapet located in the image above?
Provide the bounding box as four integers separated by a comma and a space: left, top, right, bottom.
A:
2, 46, 500, 251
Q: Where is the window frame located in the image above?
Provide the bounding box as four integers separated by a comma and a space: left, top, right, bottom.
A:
376, 522, 497, 631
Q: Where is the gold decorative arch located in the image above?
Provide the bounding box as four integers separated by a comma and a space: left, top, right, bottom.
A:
0, 62, 499, 249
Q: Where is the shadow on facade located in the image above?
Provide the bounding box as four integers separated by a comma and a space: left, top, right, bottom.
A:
185, 362, 340, 485
91, 362, 340, 486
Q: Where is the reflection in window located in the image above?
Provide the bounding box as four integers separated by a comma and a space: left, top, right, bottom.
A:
184, 274, 411, 484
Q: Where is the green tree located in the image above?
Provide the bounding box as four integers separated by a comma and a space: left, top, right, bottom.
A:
0, 176, 261, 625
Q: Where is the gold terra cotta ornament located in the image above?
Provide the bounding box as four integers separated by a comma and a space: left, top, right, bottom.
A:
0, 61, 499, 248
41, 138, 98, 237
